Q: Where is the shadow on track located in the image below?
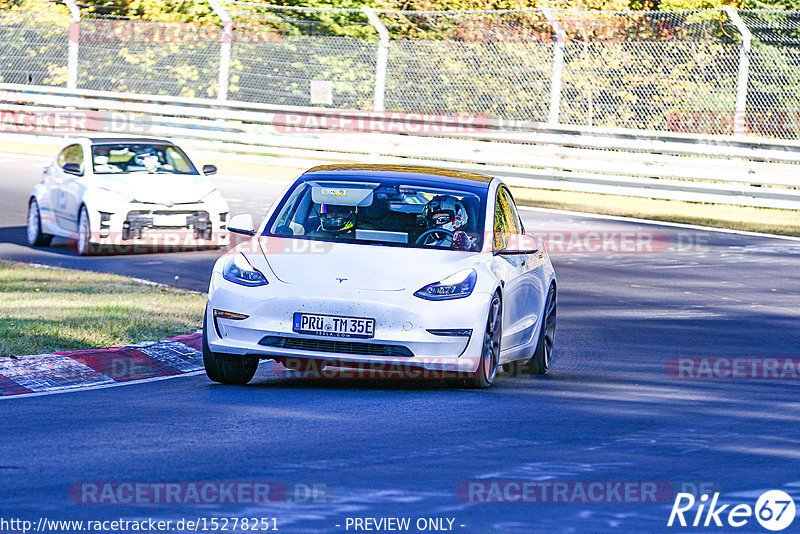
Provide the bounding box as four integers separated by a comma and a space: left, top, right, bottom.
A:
0, 225, 225, 257
0, 226, 29, 247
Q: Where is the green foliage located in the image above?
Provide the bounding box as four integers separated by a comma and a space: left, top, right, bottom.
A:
744, 0, 800, 8
2, 0, 799, 137
0, 0, 71, 85
79, 1, 216, 22
0, 261, 204, 357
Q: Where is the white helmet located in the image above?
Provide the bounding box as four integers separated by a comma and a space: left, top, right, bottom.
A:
423, 195, 468, 232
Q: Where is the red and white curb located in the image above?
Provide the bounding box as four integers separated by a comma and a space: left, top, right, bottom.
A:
0, 333, 203, 397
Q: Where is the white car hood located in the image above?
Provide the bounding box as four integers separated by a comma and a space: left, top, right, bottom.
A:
95, 173, 214, 204
257, 237, 478, 291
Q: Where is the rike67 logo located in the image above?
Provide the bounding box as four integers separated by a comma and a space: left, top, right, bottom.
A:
668, 490, 795, 531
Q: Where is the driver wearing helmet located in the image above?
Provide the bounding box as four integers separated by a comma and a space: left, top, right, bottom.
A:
421, 195, 476, 250
134, 150, 160, 173
314, 203, 357, 237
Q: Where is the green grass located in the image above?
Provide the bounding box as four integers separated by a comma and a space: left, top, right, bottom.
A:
511, 188, 800, 237
0, 261, 206, 357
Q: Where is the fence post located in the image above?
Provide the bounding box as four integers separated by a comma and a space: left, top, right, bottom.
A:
542, 7, 565, 126
63, 0, 80, 90
208, 0, 232, 101
725, 7, 751, 136
363, 7, 389, 112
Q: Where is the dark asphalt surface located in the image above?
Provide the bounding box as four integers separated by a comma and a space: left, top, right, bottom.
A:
2, 153, 800, 533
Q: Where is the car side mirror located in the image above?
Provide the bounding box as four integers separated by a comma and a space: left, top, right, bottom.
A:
202, 164, 217, 175
495, 233, 539, 255
63, 163, 83, 176
274, 225, 294, 237
227, 214, 255, 236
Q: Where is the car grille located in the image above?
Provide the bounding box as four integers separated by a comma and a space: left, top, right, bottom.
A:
126, 209, 209, 220
258, 336, 414, 357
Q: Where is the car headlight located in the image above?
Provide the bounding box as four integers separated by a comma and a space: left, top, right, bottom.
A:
201, 189, 224, 205
414, 269, 477, 301
222, 253, 268, 287
95, 187, 131, 208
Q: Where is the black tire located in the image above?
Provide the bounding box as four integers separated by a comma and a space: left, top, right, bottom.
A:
459, 293, 502, 389
76, 206, 99, 256
502, 360, 524, 377
526, 284, 557, 375
202, 319, 259, 385
27, 199, 53, 247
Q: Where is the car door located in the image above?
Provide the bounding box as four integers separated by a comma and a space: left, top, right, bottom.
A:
52, 143, 85, 232
505, 189, 546, 347
493, 185, 530, 350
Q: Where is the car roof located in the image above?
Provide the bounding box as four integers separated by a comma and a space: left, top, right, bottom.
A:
88, 137, 175, 145
301, 164, 494, 192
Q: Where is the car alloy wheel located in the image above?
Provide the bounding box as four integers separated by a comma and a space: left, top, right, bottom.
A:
483, 295, 502, 383
27, 199, 52, 247
77, 207, 92, 256
542, 288, 557, 368
458, 293, 502, 389
527, 285, 556, 375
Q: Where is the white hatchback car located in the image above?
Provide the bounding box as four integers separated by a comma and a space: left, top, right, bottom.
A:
27, 137, 229, 255
203, 164, 557, 389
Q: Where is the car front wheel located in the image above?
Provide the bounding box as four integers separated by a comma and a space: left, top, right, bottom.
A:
27, 199, 53, 247
458, 293, 502, 389
202, 324, 259, 385
76, 206, 98, 256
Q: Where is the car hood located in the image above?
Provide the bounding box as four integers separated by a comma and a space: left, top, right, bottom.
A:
94, 173, 214, 204
257, 237, 480, 291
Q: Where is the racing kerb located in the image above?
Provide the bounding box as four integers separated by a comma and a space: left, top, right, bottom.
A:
1, 83, 800, 210
0, 334, 203, 397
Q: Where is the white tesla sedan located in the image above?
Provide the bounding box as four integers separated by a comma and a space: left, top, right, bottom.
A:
204, 164, 557, 388
27, 137, 229, 255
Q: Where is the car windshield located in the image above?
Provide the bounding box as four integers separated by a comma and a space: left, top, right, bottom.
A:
91, 144, 198, 175
265, 179, 485, 251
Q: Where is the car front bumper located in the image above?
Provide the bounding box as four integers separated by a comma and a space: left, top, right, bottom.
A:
206, 272, 493, 374
89, 202, 229, 247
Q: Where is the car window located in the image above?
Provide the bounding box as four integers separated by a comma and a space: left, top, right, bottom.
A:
494, 186, 521, 250
90, 144, 198, 175
506, 188, 524, 234
57, 144, 84, 171
265, 178, 486, 252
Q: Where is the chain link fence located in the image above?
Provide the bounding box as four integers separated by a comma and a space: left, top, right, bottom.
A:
1, 2, 799, 139
225, 2, 377, 108
0, 5, 70, 86
739, 10, 800, 138
380, 10, 554, 122
76, 12, 223, 97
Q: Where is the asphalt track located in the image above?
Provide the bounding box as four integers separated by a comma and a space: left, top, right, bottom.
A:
2, 153, 800, 533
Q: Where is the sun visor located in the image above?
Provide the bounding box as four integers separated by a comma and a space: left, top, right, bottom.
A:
311, 184, 375, 207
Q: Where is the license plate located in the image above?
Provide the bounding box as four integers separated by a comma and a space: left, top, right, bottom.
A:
152, 214, 187, 227
293, 313, 375, 339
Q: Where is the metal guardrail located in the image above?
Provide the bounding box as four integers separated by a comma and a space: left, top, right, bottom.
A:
5, 5, 800, 139
1, 83, 799, 210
